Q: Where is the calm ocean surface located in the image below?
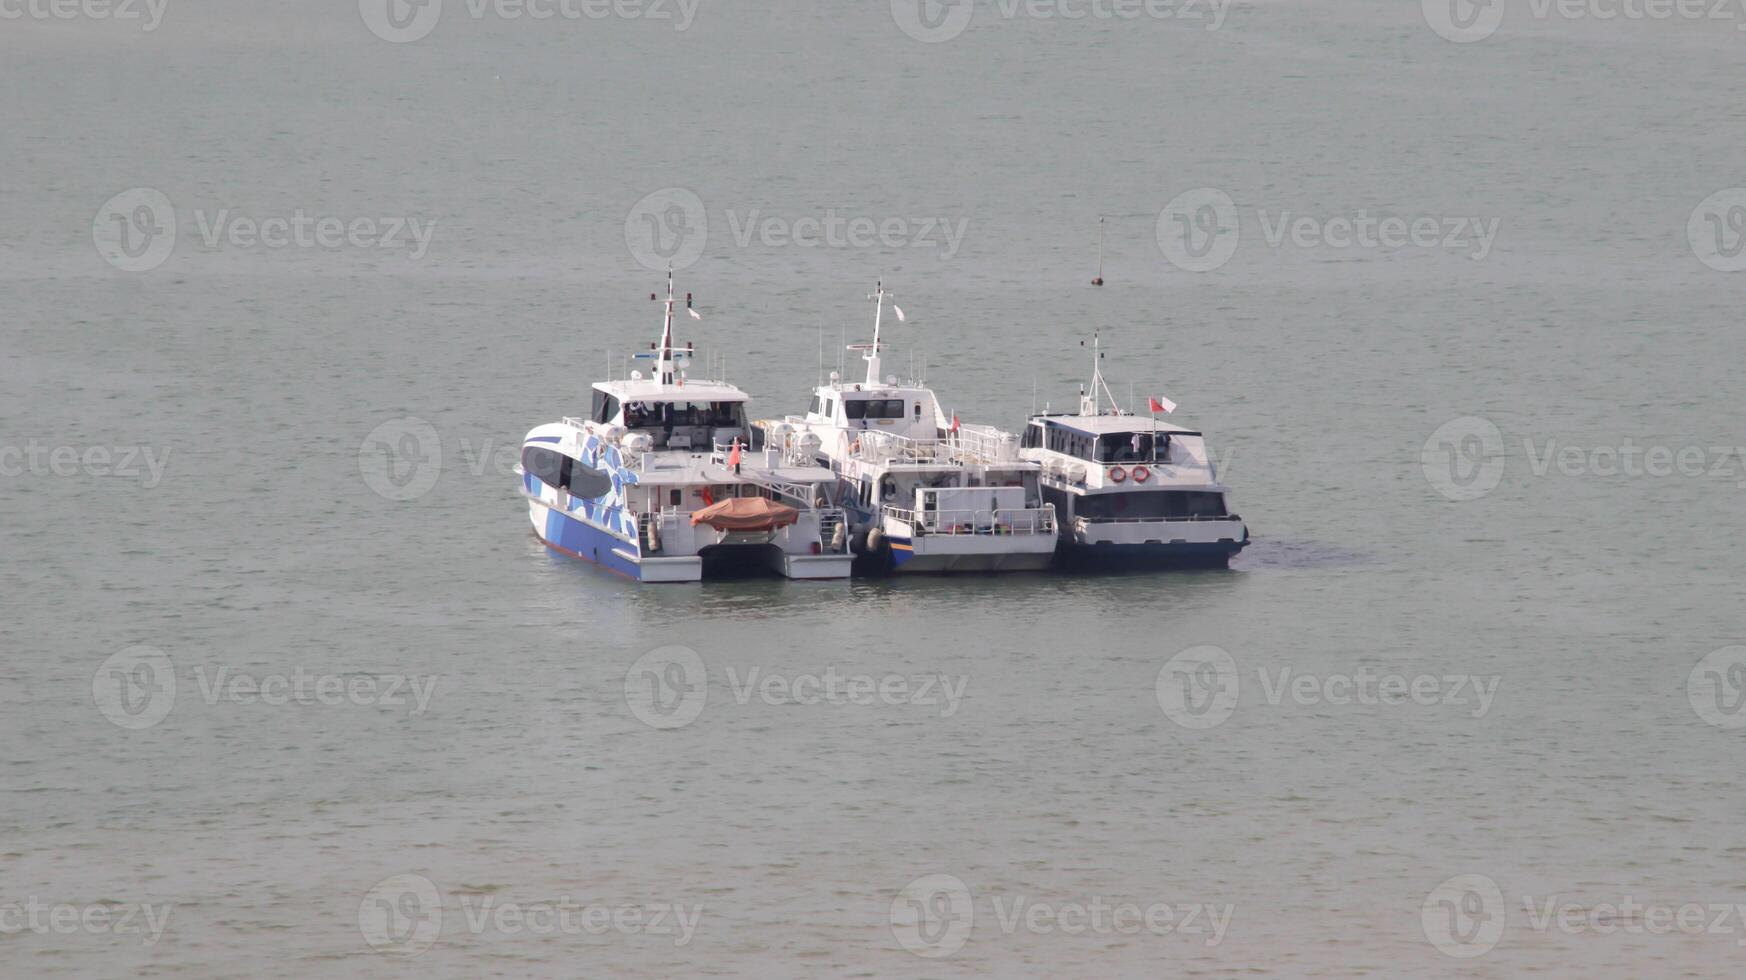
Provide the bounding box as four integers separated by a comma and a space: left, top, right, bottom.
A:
5, 0, 1746, 975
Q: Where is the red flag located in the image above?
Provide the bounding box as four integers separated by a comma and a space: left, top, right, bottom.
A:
949, 414, 961, 433
1148, 395, 1177, 414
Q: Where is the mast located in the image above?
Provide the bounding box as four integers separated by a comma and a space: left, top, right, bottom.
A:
649, 265, 697, 386
1079, 330, 1122, 415
848, 280, 892, 387
656, 267, 676, 384
865, 281, 886, 386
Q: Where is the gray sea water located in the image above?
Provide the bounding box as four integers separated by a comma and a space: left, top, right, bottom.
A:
6, 0, 1746, 976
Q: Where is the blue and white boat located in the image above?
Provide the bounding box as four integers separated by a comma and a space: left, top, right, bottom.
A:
518, 274, 854, 582
1020, 332, 1249, 568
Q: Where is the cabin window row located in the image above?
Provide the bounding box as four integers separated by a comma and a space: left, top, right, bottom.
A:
1023, 423, 1171, 463
1076, 491, 1226, 520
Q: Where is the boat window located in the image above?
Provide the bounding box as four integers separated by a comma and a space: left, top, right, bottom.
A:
1096, 432, 1155, 463
1021, 424, 1041, 449
522, 446, 563, 487
808, 395, 821, 416
522, 445, 611, 497
913, 402, 923, 420
844, 398, 904, 420
1076, 491, 1227, 521
622, 400, 745, 431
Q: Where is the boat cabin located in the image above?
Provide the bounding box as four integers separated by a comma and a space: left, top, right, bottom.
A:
590, 379, 749, 452
1021, 416, 1186, 464
804, 383, 943, 443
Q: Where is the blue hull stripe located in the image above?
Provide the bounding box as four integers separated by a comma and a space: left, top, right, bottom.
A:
536, 503, 646, 580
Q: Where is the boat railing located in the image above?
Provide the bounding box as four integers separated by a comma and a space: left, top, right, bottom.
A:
849, 428, 1018, 466
884, 505, 1056, 536
1074, 513, 1241, 529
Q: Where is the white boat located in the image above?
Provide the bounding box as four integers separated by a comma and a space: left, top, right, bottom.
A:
769, 283, 1057, 574
1020, 333, 1249, 568
518, 273, 854, 582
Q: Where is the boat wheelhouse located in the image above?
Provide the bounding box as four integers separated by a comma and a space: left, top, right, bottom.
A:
773, 283, 1057, 574
1021, 334, 1248, 567
518, 274, 853, 582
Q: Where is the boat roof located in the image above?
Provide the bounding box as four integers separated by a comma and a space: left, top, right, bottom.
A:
820, 380, 934, 398
1029, 413, 1197, 436
594, 378, 748, 402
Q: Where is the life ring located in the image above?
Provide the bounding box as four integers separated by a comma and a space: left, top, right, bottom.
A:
1131, 465, 1151, 483
1108, 466, 1127, 483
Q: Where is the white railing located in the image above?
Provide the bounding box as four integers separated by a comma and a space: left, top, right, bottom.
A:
886, 505, 1056, 536
848, 429, 1019, 466
1074, 513, 1239, 530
